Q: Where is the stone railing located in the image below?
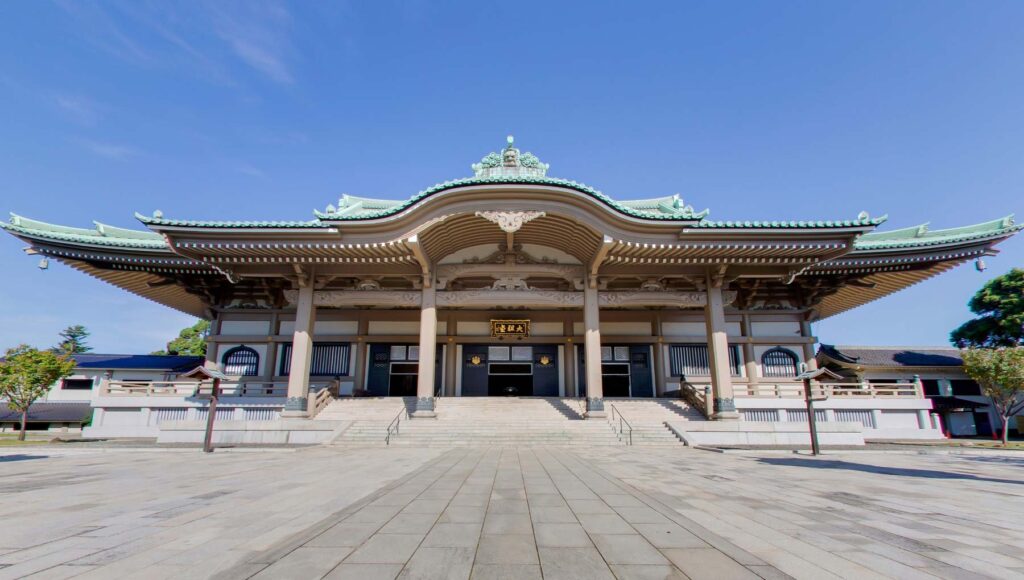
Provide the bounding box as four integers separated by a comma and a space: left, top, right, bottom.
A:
734, 382, 922, 399
99, 379, 336, 399
307, 381, 340, 418
678, 382, 711, 418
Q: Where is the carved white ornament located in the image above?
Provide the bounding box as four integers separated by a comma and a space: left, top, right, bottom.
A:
474, 211, 546, 233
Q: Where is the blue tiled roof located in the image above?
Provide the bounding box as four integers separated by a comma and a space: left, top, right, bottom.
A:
70, 354, 205, 372
0, 403, 93, 423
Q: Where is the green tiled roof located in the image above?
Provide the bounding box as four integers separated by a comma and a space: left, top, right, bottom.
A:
135, 212, 326, 229
2, 214, 170, 250
692, 216, 886, 229
314, 176, 712, 222
853, 215, 1020, 250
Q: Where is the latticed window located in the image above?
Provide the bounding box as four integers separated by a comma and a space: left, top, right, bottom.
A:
279, 343, 351, 376
669, 344, 740, 377
222, 345, 259, 376
761, 348, 799, 378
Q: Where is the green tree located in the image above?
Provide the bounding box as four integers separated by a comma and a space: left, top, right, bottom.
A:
960, 347, 1024, 445
152, 320, 210, 356
54, 325, 92, 354
0, 345, 76, 441
951, 269, 1024, 348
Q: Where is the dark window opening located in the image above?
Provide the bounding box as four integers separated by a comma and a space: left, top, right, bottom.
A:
62, 378, 94, 390
669, 345, 741, 377
489, 363, 533, 375
222, 346, 260, 376
761, 348, 799, 378
279, 343, 351, 376
951, 379, 982, 397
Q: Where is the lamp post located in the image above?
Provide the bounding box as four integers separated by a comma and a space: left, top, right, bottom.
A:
180, 366, 232, 453
794, 366, 842, 456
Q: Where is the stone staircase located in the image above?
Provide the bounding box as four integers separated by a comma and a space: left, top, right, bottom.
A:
323, 397, 623, 447
316, 397, 414, 444
603, 399, 705, 446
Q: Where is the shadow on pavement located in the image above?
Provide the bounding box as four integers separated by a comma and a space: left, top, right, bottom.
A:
0, 454, 49, 462
757, 457, 1024, 486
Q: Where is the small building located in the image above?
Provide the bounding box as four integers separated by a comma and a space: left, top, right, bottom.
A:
0, 353, 203, 433
816, 345, 1002, 438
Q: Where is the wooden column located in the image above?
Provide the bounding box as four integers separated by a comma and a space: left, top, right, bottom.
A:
444, 314, 457, 396
583, 283, 605, 418
704, 272, 738, 420
352, 317, 369, 394
652, 315, 666, 397
413, 283, 437, 417
563, 318, 576, 397
204, 316, 221, 370
741, 315, 758, 386
263, 313, 280, 385
800, 319, 819, 371
284, 284, 316, 416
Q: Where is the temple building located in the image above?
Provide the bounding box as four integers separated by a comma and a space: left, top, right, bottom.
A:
3, 137, 1020, 444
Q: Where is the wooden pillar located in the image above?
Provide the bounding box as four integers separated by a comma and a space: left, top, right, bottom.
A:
204, 316, 221, 370
652, 315, 666, 397
705, 273, 738, 420
352, 317, 369, 394
284, 284, 316, 416
583, 283, 605, 417
563, 318, 576, 397
413, 283, 437, 417
741, 315, 758, 386
263, 313, 280, 386
444, 314, 457, 396
800, 319, 819, 371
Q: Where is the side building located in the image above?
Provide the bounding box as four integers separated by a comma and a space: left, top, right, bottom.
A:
0, 354, 202, 434
817, 345, 1011, 439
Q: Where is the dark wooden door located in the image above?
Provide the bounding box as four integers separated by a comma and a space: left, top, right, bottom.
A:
461, 345, 488, 397
532, 345, 560, 397
628, 345, 654, 398
366, 344, 390, 396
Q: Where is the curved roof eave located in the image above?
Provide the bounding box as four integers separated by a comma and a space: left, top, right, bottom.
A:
2, 213, 171, 250
852, 215, 1020, 251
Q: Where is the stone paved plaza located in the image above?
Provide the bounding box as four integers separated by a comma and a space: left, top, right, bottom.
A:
1, 446, 1023, 579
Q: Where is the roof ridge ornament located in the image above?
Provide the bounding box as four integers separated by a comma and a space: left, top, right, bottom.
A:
472, 135, 549, 178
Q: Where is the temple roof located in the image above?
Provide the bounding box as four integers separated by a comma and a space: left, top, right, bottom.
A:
2, 137, 1019, 321
818, 345, 964, 368
1, 214, 168, 249
8, 211, 1015, 255
853, 216, 1019, 250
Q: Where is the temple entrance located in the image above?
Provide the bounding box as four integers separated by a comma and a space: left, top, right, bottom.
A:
488, 364, 533, 396
577, 345, 654, 398
461, 344, 560, 397
365, 344, 443, 397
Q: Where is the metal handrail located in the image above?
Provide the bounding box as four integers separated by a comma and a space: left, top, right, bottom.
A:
608, 403, 633, 446
385, 407, 406, 446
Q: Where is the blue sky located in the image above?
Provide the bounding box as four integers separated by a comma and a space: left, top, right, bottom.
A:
1, 1, 1022, 354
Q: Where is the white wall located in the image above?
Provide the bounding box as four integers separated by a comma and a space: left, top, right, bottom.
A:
220, 320, 271, 336
750, 321, 801, 337
662, 321, 743, 337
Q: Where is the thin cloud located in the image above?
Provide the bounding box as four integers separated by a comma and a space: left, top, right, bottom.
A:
73, 138, 139, 160
53, 0, 153, 65
234, 163, 266, 178
54, 95, 101, 126
53, 1, 297, 86
212, 1, 296, 84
